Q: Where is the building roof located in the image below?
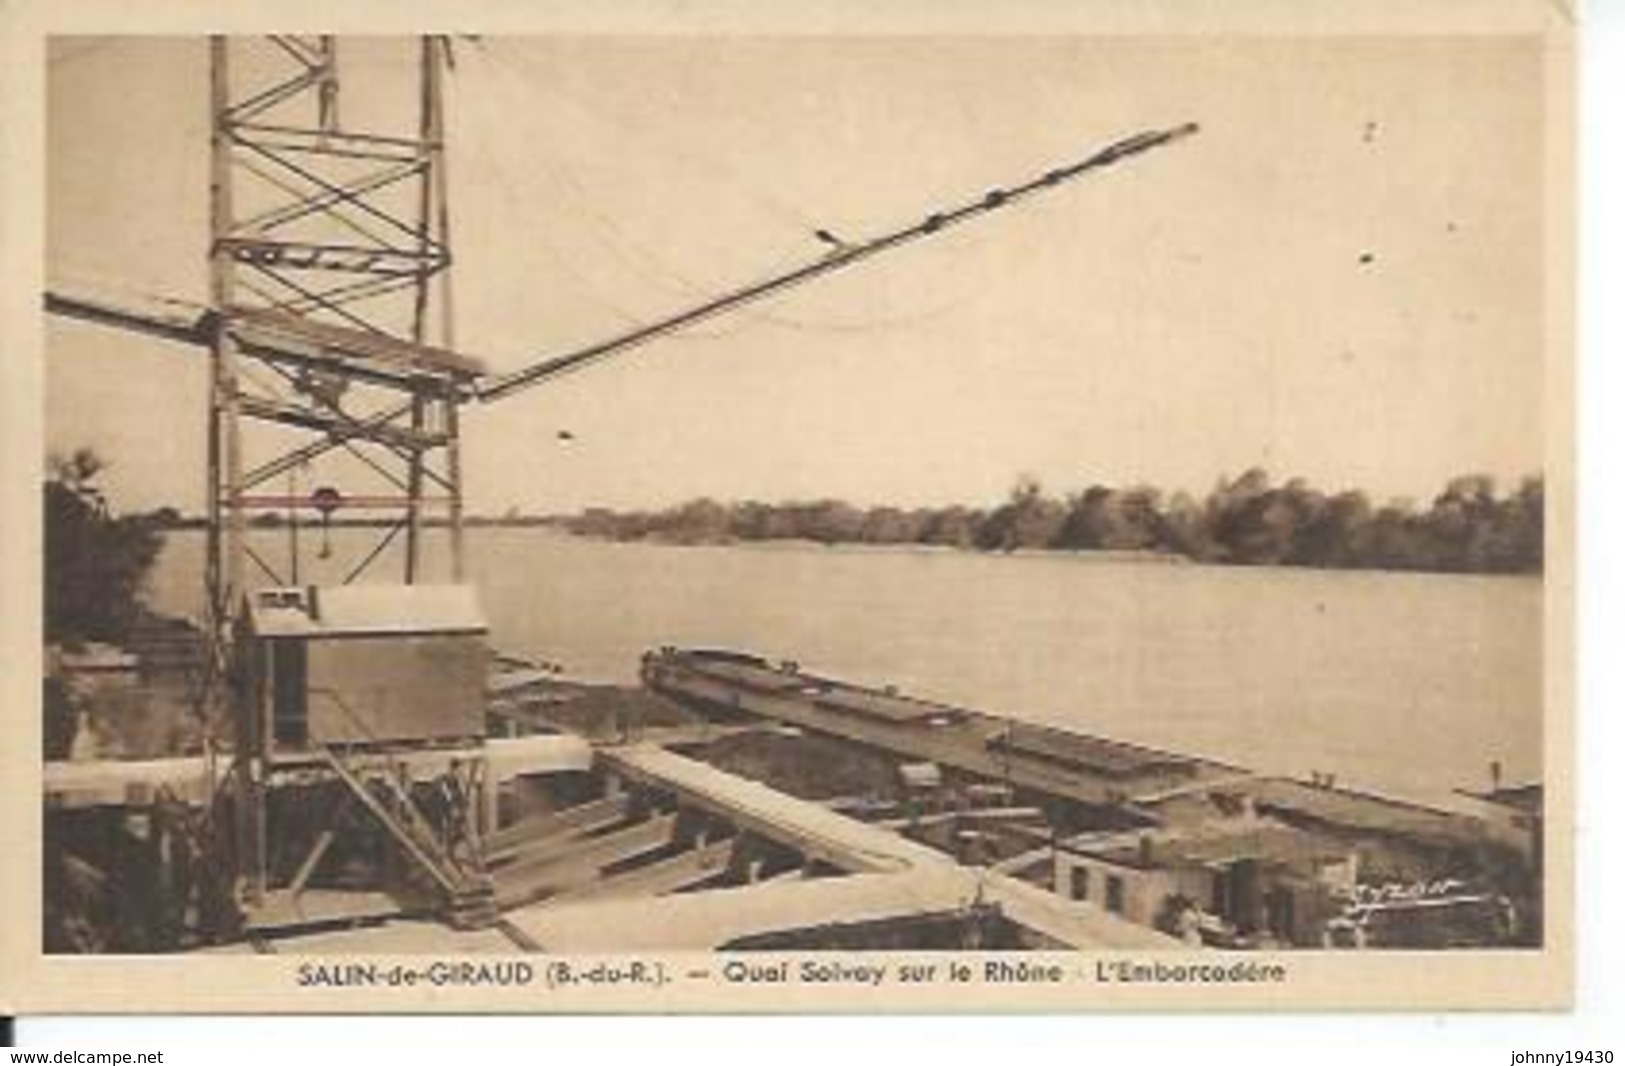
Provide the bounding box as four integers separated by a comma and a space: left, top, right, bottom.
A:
811, 685, 967, 726
244, 584, 487, 638
230, 306, 488, 380
684, 655, 968, 724
687, 655, 810, 694
1248, 776, 1487, 843
1064, 819, 1351, 872
1464, 783, 1543, 814
57, 643, 140, 672
987, 721, 1194, 779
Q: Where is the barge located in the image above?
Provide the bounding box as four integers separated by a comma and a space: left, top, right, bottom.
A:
43, 612, 1540, 954
640, 647, 1542, 949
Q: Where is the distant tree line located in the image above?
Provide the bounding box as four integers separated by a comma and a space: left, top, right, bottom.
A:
557, 469, 1544, 574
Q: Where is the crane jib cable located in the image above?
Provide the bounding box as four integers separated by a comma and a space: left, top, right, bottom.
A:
44, 122, 1198, 414
472, 122, 1198, 405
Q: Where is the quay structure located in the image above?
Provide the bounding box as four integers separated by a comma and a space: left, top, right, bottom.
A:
43, 596, 1539, 954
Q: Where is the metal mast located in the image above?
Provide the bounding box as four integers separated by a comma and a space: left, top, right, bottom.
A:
206, 34, 469, 644
207, 36, 477, 908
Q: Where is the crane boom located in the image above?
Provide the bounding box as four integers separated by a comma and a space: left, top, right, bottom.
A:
473, 121, 1198, 404
44, 120, 1199, 440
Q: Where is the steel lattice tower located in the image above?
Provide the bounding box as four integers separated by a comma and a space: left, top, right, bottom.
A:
206, 35, 471, 637
206, 36, 486, 911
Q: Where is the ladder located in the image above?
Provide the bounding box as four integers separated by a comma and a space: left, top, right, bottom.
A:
320, 746, 497, 929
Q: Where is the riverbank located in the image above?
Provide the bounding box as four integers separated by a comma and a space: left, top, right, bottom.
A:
541, 528, 1557, 580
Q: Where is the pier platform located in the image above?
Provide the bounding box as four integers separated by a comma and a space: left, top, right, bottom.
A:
512, 743, 1178, 951
45, 733, 594, 810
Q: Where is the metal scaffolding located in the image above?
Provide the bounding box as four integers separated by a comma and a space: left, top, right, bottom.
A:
205, 35, 471, 639
205, 36, 488, 917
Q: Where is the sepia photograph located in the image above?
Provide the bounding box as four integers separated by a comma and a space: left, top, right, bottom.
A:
3, 0, 1577, 1015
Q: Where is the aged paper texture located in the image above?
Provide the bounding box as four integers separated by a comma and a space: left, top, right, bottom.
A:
0, 0, 1575, 1013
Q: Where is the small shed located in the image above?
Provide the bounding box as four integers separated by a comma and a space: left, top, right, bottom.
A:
239, 584, 488, 756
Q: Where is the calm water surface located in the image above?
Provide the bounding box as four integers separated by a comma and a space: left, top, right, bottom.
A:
148, 528, 1542, 804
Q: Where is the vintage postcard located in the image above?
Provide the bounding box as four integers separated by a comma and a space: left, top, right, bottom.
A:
0, 0, 1575, 1013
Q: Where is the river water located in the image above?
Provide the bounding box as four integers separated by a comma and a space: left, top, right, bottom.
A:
147, 528, 1543, 805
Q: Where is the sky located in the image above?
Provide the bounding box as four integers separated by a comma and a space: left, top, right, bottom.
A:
45, 34, 1548, 515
